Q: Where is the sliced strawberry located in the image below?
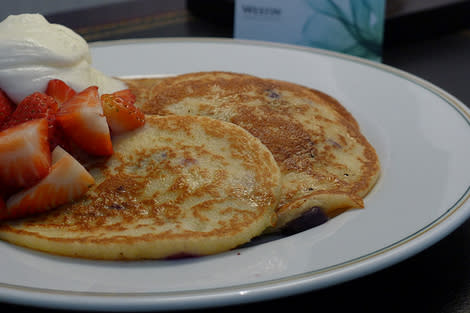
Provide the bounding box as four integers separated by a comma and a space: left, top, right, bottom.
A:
4, 92, 58, 127
2, 146, 95, 220
2, 92, 58, 143
46, 79, 76, 105
56, 86, 113, 156
112, 89, 136, 105
0, 118, 51, 189
101, 91, 145, 134
0, 89, 15, 127
47, 122, 72, 151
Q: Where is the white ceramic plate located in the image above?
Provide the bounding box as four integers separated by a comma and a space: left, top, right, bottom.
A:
1, 39, 470, 311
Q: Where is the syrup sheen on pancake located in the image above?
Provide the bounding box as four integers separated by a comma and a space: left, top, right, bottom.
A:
124, 71, 381, 231
0, 115, 281, 259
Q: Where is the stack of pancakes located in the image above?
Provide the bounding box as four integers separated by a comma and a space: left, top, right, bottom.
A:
0, 72, 380, 260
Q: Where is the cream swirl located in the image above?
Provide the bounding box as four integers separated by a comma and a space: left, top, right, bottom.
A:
0, 14, 126, 103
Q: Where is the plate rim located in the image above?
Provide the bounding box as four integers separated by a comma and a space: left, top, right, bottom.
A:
1, 37, 470, 311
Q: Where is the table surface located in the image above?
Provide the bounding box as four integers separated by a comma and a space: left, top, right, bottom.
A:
2, 1, 470, 312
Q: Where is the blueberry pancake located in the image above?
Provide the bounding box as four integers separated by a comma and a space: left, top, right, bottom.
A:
0, 115, 281, 259
123, 71, 380, 231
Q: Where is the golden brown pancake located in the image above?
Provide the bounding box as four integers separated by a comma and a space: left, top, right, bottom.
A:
123, 71, 380, 231
0, 115, 281, 259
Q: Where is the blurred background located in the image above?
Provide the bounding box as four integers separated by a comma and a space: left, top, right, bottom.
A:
0, 0, 469, 101
1, 0, 469, 45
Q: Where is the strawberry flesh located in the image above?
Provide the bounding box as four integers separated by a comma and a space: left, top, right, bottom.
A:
0, 118, 51, 189
57, 86, 113, 156
46, 79, 76, 105
101, 90, 145, 134
3, 146, 95, 220
112, 89, 136, 104
2, 92, 58, 145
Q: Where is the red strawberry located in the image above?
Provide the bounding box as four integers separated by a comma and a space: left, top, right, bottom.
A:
0, 118, 51, 189
46, 79, 76, 105
0, 89, 14, 127
2, 146, 95, 220
101, 91, 145, 134
2, 92, 58, 142
48, 122, 76, 152
112, 89, 136, 104
4, 92, 58, 126
56, 86, 113, 156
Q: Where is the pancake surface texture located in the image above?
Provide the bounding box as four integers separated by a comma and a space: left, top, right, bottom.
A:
124, 71, 380, 230
0, 115, 281, 259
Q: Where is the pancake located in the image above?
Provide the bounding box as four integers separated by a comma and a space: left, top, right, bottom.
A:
123, 71, 380, 231
0, 115, 281, 259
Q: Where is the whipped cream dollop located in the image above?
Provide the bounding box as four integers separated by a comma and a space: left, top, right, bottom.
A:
0, 14, 126, 103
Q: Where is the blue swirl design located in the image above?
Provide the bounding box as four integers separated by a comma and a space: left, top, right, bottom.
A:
299, 0, 385, 61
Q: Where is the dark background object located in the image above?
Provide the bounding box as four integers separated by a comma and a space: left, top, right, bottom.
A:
383, 0, 470, 46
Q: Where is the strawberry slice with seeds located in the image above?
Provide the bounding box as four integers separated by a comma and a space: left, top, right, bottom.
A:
112, 89, 136, 104
2, 146, 95, 220
0, 89, 14, 127
101, 90, 145, 134
0, 118, 51, 189
4, 92, 58, 127
57, 86, 113, 156
2, 92, 58, 142
46, 79, 76, 105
